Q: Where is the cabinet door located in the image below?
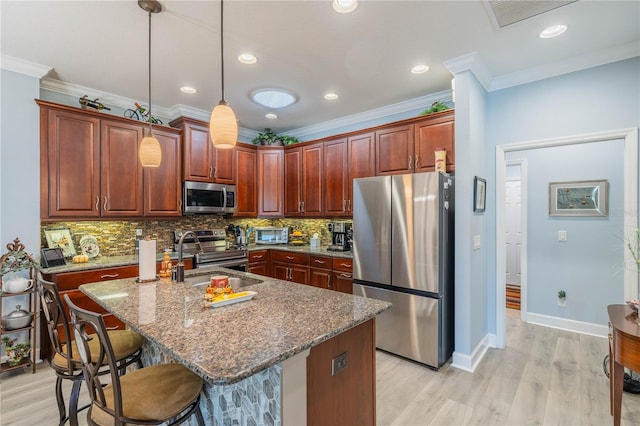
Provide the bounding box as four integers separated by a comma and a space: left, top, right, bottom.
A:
284, 147, 302, 216
258, 147, 284, 217
100, 120, 144, 216
248, 262, 268, 277
234, 145, 257, 217
310, 267, 333, 290
144, 128, 182, 216
324, 138, 348, 217
45, 108, 101, 218
414, 113, 455, 173
290, 265, 309, 285
347, 132, 375, 213
272, 262, 290, 281
182, 119, 214, 182
333, 271, 353, 294
301, 142, 324, 216
375, 124, 414, 175
213, 147, 235, 184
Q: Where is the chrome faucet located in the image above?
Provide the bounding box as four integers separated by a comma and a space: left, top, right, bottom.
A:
174, 231, 202, 283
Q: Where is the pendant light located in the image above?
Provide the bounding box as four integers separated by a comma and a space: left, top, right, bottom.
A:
209, 0, 238, 150
138, 0, 162, 167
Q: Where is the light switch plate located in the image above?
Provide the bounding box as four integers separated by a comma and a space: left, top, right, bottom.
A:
558, 230, 567, 242
473, 235, 481, 250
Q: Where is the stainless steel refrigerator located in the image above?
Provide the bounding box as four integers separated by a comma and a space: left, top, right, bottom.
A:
352, 172, 454, 368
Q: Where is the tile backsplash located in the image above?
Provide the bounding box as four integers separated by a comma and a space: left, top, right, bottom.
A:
41, 217, 350, 256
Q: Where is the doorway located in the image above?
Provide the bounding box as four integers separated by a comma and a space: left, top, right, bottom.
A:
505, 164, 522, 312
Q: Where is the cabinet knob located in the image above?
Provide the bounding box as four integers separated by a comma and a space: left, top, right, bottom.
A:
286, 256, 295, 260
315, 260, 325, 264
254, 255, 263, 259
100, 273, 119, 279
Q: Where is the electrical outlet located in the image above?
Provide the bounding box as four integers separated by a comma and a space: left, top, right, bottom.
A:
136, 228, 143, 237
558, 230, 567, 242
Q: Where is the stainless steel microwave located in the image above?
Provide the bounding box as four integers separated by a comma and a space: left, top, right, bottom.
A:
254, 227, 288, 245
182, 181, 236, 215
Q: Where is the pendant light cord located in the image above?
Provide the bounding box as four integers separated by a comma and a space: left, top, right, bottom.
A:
220, 0, 225, 103
148, 9, 153, 135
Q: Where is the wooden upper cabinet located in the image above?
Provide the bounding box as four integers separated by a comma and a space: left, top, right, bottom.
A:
324, 138, 348, 217
414, 111, 455, 173
170, 116, 235, 184
144, 128, 182, 216
234, 144, 258, 217
100, 119, 143, 216
301, 142, 324, 217
43, 107, 101, 218
284, 147, 303, 216
375, 124, 414, 175
258, 147, 284, 217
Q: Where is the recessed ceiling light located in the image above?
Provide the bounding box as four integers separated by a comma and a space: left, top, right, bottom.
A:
324, 93, 339, 100
265, 113, 278, 119
332, 0, 357, 14
238, 53, 257, 64
539, 24, 567, 39
180, 86, 197, 94
251, 89, 296, 109
411, 64, 430, 74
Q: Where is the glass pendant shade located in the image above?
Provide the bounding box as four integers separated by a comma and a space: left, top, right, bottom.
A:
210, 101, 238, 149
139, 134, 162, 167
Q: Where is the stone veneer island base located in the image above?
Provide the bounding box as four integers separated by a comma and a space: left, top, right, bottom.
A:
80, 268, 389, 425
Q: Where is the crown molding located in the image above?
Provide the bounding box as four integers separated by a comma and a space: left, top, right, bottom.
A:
289, 90, 453, 139
1, 55, 52, 79
490, 41, 640, 91
443, 52, 493, 91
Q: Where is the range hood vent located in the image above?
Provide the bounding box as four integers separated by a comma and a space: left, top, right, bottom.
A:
484, 0, 577, 29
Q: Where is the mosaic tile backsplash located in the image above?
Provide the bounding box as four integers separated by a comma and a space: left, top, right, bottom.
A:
41, 217, 349, 256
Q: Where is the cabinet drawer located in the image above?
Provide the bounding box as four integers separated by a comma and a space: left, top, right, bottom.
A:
47, 265, 139, 291
310, 255, 332, 269
248, 250, 269, 262
332, 258, 353, 271
270, 250, 309, 265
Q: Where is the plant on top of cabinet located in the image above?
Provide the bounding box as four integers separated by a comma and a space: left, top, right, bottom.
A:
252, 128, 299, 146
421, 101, 451, 115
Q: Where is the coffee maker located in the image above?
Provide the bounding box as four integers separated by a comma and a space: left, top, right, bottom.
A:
327, 222, 353, 252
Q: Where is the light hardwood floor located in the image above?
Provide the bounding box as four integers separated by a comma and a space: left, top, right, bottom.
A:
1, 313, 639, 425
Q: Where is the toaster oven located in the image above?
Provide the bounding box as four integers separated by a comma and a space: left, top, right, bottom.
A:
254, 227, 288, 245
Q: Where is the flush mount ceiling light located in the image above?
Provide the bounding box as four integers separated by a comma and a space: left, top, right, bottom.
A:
209, 0, 237, 149
265, 113, 278, 119
138, 0, 162, 168
238, 53, 257, 64
411, 64, 430, 74
324, 93, 339, 100
252, 89, 296, 109
332, 0, 358, 14
180, 86, 197, 94
540, 24, 567, 38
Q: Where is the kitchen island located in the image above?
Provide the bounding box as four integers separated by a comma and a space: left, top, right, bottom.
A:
80, 267, 391, 425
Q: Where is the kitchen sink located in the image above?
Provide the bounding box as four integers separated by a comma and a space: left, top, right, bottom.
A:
185, 274, 262, 290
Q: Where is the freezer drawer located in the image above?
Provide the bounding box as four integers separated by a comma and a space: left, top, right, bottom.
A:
354, 283, 441, 368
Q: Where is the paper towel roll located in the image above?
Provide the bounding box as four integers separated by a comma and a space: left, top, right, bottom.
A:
138, 238, 156, 281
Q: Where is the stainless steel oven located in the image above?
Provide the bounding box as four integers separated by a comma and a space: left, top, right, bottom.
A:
174, 229, 247, 271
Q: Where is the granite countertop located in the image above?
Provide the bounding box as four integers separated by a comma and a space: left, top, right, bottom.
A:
40, 252, 194, 275
247, 244, 353, 259
80, 267, 390, 385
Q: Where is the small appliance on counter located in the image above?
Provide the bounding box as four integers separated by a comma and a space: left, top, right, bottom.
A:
327, 222, 352, 252
254, 227, 288, 245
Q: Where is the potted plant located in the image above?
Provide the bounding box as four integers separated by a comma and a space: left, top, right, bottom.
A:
280, 135, 300, 146
252, 128, 300, 146
557, 289, 567, 306
421, 101, 450, 115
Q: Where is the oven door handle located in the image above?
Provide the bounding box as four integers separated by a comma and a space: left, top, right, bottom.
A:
223, 186, 227, 210
202, 259, 247, 270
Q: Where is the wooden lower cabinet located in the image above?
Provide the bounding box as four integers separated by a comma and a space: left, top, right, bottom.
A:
307, 318, 375, 425
248, 250, 269, 276
271, 250, 309, 284
40, 259, 193, 360
332, 257, 353, 294
309, 255, 333, 290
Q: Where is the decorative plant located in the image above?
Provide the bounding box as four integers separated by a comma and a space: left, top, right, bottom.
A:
626, 228, 640, 303
421, 101, 450, 115
251, 128, 299, 146
2, 336, 31, 366
557, 290, 566, 299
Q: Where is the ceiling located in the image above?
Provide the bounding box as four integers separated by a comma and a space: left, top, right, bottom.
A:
1, 1, 638, 136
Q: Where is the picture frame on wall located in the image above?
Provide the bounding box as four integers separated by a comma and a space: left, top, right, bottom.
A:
44, 229, 77, 258
474, 176, 486, 213
549, 179, 609, 217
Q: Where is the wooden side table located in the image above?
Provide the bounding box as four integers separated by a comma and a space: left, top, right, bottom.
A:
607, 304, 640, 426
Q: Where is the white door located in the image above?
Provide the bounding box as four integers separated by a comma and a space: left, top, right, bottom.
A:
505, 180, 522, 286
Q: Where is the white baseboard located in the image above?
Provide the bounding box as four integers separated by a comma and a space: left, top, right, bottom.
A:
451, 333, 491, 372
527, 312, 608, 338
